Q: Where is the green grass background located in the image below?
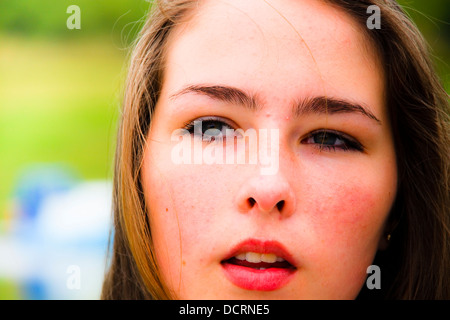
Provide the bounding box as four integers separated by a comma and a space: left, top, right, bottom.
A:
0, 35, 125, 221
0, 0, 149, 222
0, 1, 149, 298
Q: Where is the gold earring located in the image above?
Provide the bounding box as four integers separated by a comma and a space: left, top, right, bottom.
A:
387, 234, 391, 241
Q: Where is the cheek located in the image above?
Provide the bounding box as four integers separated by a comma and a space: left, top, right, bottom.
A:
293, 169, 394, 298
301, 167, 396, 289
302, 156, 396, 244
142, 154, 232, 280
322, 184, 383, 240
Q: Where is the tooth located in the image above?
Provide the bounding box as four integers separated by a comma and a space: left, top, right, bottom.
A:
246, 252, 261, 263
276, 257, 285, 262
235, 253, 246, 260
261, 253, 277, 263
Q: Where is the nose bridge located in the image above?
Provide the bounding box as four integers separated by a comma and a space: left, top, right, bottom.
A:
236, 171, 296, 217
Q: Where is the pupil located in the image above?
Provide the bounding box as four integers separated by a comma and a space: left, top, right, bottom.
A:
203, 121, 220, 132
314, 132, 336, 145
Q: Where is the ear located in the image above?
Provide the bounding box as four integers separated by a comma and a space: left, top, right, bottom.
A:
377, 232, 390, 251
378, 211, 400, 251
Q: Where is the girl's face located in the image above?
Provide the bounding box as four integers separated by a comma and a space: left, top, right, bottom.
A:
141, 0, 397, 299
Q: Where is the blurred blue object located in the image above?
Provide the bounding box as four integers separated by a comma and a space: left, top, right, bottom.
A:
14, 164, 77, 221
0, 164, 112, 299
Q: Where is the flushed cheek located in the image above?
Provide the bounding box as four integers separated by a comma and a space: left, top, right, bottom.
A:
302, 178, 393, 296
313, 180, 387, 249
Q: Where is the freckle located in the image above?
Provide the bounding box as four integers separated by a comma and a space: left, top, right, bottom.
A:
166, 208, 168, 212
182, 260, 186, 266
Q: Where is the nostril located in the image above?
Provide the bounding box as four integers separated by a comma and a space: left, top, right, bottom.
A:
276, 200, 285, 211
248, 197, 256, 207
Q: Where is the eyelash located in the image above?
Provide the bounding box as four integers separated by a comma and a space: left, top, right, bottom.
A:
183, 117, 364, 152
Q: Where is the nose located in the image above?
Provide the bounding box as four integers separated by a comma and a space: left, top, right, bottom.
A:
235, 174, 296, 218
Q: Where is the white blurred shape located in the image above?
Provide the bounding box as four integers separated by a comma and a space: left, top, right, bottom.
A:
0, 180, 113, 299
35, 180, 112, 243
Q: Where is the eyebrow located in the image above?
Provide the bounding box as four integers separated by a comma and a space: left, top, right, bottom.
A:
170, 84, 381, 124
170, 84, 259, 110
294, 96, 381, 124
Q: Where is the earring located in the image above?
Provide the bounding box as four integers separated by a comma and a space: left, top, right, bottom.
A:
386, 234, 391, 241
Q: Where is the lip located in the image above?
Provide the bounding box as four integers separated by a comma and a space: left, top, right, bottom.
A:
221, 239, 297, 291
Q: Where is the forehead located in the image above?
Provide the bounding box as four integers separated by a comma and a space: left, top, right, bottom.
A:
163, 0, 384, 109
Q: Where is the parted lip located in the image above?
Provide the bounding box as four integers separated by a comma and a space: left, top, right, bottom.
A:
221, 238, 297, 267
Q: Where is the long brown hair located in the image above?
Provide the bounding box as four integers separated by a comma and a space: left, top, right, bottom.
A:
101, 0, 450, 299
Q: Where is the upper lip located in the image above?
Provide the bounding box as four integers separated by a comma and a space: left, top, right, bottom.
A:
221, 238, 297, 267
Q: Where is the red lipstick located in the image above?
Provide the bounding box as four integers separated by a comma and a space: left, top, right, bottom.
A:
221, 239, 297, 291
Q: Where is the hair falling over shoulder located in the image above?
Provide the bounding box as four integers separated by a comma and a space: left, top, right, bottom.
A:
101, 0, 450, 300
101, 0, 199, 300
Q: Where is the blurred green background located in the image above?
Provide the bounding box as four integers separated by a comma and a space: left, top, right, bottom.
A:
0, 0, 448, 300
0, 0, 150, 299
0, 0, 150, 223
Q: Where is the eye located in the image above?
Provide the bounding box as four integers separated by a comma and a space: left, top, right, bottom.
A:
184, 117, 236, 142
301, 130, 364, 152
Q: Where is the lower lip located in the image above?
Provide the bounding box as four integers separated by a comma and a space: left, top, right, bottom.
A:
221, 262, 296, 291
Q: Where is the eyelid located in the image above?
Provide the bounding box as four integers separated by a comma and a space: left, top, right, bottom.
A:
306, 129, 358, 142
182, 116, 237, 130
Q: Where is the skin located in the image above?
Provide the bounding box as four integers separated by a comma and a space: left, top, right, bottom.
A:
141, 0, 397, 299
